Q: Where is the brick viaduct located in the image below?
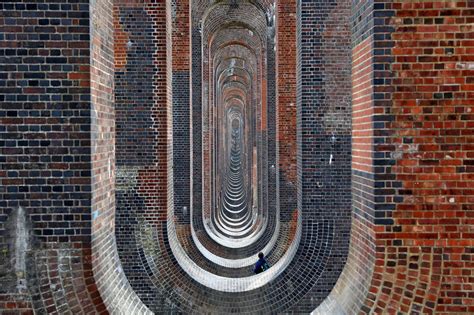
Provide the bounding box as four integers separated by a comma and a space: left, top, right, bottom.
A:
0, 0, 473, 314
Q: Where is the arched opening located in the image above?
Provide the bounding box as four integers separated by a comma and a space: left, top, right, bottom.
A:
106, 0, 353, 312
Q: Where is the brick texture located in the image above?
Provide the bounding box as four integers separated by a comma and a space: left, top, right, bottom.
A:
364, 2, 474, 313
320, 1, 474, 314
0, 1, 106, 313
0, 0, 473, 314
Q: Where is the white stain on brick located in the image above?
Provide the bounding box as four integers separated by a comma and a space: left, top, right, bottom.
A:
13, 207, 28, 293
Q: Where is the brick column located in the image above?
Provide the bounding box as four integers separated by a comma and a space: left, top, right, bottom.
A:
172, 0, 190, 223
291, 0, 353, 311
276, 0, 298, 220
112, 0, 170, 311
363, 1, 474, 313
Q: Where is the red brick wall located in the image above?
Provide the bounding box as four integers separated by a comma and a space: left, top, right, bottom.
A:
352, 37, 373, 175
276, 0, 298, 213
172, 0, 189, 72
320, 1, 473, 314
364, 2, 474, 313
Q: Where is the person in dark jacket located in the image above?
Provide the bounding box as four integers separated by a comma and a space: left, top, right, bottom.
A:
254, 252, 270, 274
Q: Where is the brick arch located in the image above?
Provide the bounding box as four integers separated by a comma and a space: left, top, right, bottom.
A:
0, 0, 471, 314
110, 0, 351, 312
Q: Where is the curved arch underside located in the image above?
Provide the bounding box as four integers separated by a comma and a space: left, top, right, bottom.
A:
112, 0, 352, 313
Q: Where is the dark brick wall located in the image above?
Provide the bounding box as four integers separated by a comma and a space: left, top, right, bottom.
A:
291, 0, 353, 311
0, 0, 92, 244
172, 73, 190, 222
0, 1, 106, 313
266, 25, 277, 238
191, 25, 203, 234
172, 0, 190, 223
113, 0, 171, 312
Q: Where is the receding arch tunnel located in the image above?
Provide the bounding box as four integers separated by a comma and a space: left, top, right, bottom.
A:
111, 0, 352, 313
